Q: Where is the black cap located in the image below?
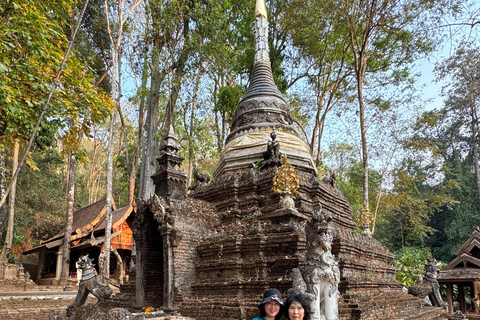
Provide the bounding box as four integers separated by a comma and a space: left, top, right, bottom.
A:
258, 288, 284, 308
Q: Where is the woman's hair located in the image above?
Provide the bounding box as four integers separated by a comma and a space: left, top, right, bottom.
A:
284, 294, 311, 320
259, 302, 284, 320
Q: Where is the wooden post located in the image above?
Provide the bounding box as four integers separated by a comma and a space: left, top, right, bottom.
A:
447, 282, 454, 313
37, 249, 45, 280
459, 283, 466, 313
470, 282, 476, 312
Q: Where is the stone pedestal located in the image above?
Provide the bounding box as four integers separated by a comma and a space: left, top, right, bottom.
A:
262, 207, 308, 224
152, 168, 187, 200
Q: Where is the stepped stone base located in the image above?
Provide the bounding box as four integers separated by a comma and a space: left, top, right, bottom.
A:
340, 291, 447, 320
115, 168, 447, 320
179, 170, 448, 320
108, 270, 137, 310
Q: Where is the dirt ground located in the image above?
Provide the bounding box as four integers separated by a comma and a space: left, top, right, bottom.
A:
0, 281, 194, 320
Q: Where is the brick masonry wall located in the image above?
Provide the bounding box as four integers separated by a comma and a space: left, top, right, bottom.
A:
170, 198, 220, 304
135, 207, 164, 307
133, 196, 220, 310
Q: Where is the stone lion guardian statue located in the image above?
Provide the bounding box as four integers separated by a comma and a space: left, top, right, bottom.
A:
66, 255, 113, 317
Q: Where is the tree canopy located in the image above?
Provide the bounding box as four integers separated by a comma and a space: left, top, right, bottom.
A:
1, 0, 480, 285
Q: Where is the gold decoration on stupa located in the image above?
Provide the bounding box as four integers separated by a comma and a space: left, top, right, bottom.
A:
358, 203, 372, 227
272, 154, 300, 195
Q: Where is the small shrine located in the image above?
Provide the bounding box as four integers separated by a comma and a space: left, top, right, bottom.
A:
438, 227, 480, 317
22, 199, 135, 284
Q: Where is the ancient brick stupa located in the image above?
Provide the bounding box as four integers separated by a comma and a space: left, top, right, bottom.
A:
130, 1, 448, 319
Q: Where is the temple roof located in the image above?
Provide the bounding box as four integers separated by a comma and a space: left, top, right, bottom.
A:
438, 227, 480, 281
438, 267, 480, 281
93, 205, 134, 232
22, 200, 135, 255
213, 0, 316, 178
42, 199, 111, 243
454, 227, 480, 256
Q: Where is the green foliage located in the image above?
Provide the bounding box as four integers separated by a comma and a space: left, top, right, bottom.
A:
425, 151, 480, 262
75, 0, 112, 93
404, 43, 480, 262
214, 85, 246, 126
252, 160, 262, 173
375, 159, 453, 251
0, 0, 114, 154
394, 247, 433, 287
335, 157, 382, 224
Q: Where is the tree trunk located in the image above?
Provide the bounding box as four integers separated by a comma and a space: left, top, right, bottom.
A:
316, 113, 327, 167
128, 54, 148, 204
212, 77, 221, 153
104, 0, 121, 276
104, 112, 116, 279
221, 76, 226, 145
311, 106, 321, 157
310, 82, 325, 157
358, 77, 369, 212
138, 49, 161, 200
344, 0, 374, 214
0, 149, 7, 243
187, 55, 203, 182
0, 140, 19, 261
470, 101, 480, 208
60, 150, 76, 283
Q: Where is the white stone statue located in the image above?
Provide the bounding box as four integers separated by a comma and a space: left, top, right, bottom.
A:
289, 205, 340, 320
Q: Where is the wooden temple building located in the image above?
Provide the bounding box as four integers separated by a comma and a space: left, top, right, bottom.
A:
438, 227, 480, 318
22, 199, 135, 285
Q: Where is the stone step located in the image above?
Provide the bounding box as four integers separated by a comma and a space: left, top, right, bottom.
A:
0, 295, 96, 320
386, 306, 447, 320
119, 283, 136, 294
339, 291, 446, 320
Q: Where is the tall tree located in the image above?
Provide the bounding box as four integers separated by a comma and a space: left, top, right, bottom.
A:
0, 0, 113, 210
103, 0, 142, 281
60, 146, 77, 283
139, 0, 210, 197
338, 0, 455, 213
124, 18, 149, 203
0, 140, 19, 261
1, 0, 113, 277
434, 43, 480, 207
287, 0, 354, 164
138, 0, 164, 200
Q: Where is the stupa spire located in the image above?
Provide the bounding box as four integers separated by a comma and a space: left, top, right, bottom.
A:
211, 0, 317, 178
255, 0, 267, 17
254, 0, 269, 63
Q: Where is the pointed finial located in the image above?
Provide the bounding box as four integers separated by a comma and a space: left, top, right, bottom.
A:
254, 0, 270, 63
255, 0, 267, 18
162, 123, 179, 152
